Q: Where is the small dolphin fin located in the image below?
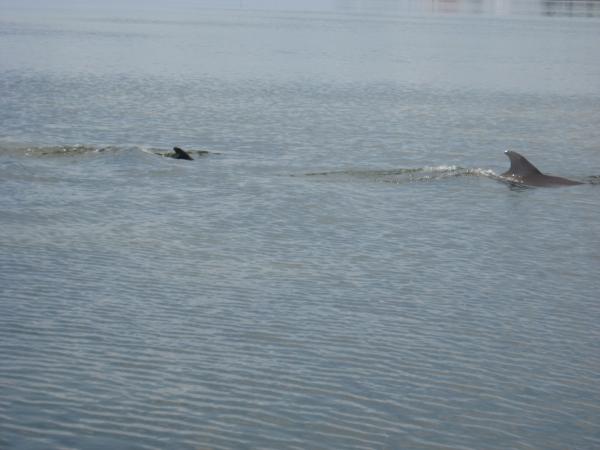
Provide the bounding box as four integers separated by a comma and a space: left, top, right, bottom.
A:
173, 147, 193, 160
502, 150, 542, 177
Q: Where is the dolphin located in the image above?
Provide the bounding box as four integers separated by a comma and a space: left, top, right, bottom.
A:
501, 150, 582, 187
172, 147, 193, 160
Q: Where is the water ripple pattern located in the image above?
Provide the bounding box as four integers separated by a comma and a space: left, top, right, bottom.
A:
2, 147, 599, 449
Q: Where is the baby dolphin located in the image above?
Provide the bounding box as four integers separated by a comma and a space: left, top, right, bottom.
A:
501, 150, 582, 187
173, 147, 193, 160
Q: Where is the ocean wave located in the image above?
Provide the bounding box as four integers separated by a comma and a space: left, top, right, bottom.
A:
0, 144, 119, 157
303, 166, 500, 184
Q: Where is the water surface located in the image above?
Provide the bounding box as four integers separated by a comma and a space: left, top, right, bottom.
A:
1, 2, 600, 449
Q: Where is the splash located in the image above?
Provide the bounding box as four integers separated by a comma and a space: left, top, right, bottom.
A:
584, 175, 600, 185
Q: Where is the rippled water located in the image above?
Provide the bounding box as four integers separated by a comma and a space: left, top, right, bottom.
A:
1, 2, 600, 449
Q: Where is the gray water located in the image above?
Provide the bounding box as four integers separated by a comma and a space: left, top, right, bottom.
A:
1, 2, 600, 449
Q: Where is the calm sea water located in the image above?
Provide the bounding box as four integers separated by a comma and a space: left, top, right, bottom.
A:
1, 2, 600, 449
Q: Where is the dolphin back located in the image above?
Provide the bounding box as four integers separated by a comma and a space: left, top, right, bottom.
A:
501, 150, 583, 186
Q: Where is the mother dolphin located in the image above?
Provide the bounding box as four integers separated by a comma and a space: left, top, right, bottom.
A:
501, 150, 582, 187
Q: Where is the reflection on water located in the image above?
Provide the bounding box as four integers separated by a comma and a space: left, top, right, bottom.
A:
541, 0, 600, 16
334, 0, 600, 16
238, 0, 600, 17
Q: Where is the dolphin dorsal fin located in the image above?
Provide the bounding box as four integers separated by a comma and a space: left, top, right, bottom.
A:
503, 150, 542, 177
173, 147, 193, 160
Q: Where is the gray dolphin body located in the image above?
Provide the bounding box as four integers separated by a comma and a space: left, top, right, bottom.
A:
501, 150, 582, 187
